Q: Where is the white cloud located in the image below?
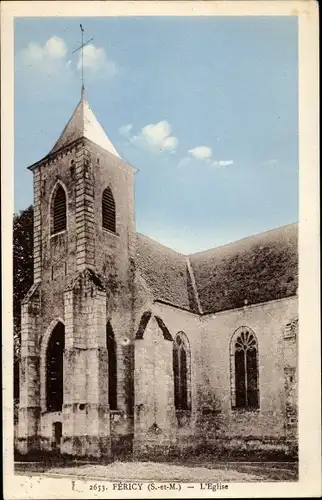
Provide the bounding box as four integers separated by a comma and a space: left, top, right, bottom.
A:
140, 121, 178, 151
125, 120, 178, 153
77, 44, 118, 78
19, 37, 117, 83
20, 36, 69, 75
44, 37, 67, 58
188, 146, 213, 160
182, 144, 234, 168
211, 160, 234, 167
18, 36, 73, 86
177, 155, 234, 169
119, 124, 133, 137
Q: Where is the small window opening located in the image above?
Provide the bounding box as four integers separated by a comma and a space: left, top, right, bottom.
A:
52, 422, 62, 450
107, 323, 117, 410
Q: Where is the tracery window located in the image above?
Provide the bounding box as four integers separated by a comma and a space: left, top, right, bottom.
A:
106, 322, 117, 410
173, 332, 191, 410
102, 187, 116, 233
52, 185, 67, 234
231, 328, 259, 409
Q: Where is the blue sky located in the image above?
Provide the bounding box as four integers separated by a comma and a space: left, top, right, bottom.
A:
14, 16, 298, 253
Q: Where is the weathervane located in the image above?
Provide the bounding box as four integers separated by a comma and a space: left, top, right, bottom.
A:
72, 24, 94, 91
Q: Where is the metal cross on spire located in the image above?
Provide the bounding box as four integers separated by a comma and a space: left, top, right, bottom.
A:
72, 24, 94, 93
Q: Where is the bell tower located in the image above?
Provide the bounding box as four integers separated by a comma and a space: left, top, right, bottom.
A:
17, 88, 136, 457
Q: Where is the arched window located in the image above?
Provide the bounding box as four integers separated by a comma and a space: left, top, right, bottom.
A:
46, 322, 65, 412
107, 322, 117, 410
173, 332, 191, 410
52, 185, 67, 234
102, 187, 116, 233
231, 328, 259, 409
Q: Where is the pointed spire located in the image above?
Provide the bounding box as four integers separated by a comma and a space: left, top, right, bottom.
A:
48, 91, 121, 158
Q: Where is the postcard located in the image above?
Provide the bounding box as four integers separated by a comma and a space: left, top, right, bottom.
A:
1, 1, 320, 498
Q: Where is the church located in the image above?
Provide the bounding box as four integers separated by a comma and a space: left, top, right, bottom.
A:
16, 87, 298, 460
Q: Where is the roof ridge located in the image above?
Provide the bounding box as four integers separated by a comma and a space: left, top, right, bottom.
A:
189, 222, 298, 258
185, 256, 203, 314
136, 232, 185, 257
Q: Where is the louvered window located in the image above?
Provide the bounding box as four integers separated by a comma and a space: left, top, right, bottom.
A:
102, 187, 116, 233
52, 186, 67, 234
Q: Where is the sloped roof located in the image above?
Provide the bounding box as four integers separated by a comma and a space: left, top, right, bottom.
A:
49, 88, 120, 158
189, 223, 298, 314
135, 233, 199, 312
135, 224, 298, 315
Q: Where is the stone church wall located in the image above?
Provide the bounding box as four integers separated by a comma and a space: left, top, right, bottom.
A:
134, 296, 297, 458
283, 318, 298, 455
151, 302, 204, 452
133, 302, 203, 457
200, 295, 298, 454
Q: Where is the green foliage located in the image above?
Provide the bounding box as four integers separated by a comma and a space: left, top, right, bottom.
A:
13, 205, 34, 360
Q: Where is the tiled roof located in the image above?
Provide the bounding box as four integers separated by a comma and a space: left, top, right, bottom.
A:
135, 233, 199, 312
189, 223, 298, 314
135, 224, 298, 315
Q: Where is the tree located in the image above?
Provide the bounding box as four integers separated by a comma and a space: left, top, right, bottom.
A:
13, 205, 34, 403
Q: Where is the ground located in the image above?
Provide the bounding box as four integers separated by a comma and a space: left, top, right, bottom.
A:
15, 459, 298, 482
